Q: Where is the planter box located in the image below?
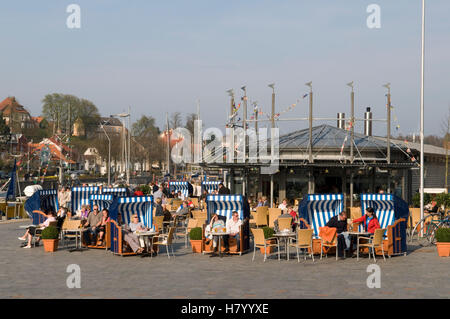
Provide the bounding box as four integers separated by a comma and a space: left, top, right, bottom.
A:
436, 242, 450, 257
43, 239, 59, 252
190, 239, 202, 253
260, 239, 276, 255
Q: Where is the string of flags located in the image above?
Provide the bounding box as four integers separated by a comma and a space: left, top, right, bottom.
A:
248, 93, 309, 120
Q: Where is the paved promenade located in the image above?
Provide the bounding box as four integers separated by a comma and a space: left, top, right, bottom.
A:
0, 220, 449, 299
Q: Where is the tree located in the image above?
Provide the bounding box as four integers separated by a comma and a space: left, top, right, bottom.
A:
185, 113, 197, 136
0, 112, 10, 136
41, 94, 100, 136
170, 112, 182, 130
131, 115, 164, 169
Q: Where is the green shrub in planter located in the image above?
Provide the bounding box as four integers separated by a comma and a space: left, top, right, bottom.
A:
262, 226, 274, 239
189, 227, 203, 240
435, 228, 450, 243
41, 226, 59, 240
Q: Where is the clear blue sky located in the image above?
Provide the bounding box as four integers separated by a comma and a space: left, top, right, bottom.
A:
0, 0, 448, 137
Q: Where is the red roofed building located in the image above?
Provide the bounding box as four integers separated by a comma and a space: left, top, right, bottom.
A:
0, 97, 35, 133
29, 136, 76, 165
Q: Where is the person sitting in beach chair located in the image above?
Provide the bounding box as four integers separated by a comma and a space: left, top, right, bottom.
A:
18, 210, 57, 248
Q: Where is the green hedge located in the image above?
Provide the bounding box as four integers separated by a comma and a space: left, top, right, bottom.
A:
412, 192, 431, 208
435, 228, 450, 243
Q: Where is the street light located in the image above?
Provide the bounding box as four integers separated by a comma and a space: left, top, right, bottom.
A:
111, 112, 130, 185
419, 0, 426, 236
100, 123, 111, 186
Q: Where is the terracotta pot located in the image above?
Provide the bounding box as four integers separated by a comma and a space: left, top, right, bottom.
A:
43, 239, 59, 252
190, 239, 202, 253
436, 242, 450, 257
260, 239, 275, 255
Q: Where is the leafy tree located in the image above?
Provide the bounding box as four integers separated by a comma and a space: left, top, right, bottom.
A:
170, 112, 182, 130
185, 113, 197, 136
0, 112, 10, 136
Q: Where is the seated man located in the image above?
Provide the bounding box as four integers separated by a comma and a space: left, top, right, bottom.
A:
325, 211, 349, 257
224, 211, 242, 253
172, 200, 190, 219
19, 210, 57, 248
82, 205, 102, 246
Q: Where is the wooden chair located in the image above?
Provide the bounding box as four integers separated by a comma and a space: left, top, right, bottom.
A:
151, 227, 175, 259
250, 228, 280, 262
254, 206, 268, 227
175, 218, 198, 248
268, 208, 281, 228
61, 219, 82, 248
171, 199, 182, 211
357, 228, 386, 262
153, 216, 164, 233
277, 217, 292, 231
319, 227, 338, 260
289, 229, 314, 262
350, 207, 362, 220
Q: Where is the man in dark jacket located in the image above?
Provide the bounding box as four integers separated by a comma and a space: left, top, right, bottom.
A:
325, 211, 348, 258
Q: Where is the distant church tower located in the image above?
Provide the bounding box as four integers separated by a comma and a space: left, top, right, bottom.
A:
73, 117, 85, 137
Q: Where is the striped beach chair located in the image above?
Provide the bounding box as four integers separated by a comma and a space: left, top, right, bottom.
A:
359, 194, 409, 256
25, 189, 59, 222
205, 194, 250, 254
108, 196, 155, 255
89, 194, 114, 212
169, 181, 192, 199
202, 181, 222, 194
101, 187, 129, 197
298, 194, 344, 238
71, 186, 99, 213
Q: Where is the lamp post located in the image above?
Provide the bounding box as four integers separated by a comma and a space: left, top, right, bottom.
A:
268, 83, 275, 207
100, 124, 111, 186
112, 112, 130, 185
420, 0, 426, 236
347, 81, 354, 207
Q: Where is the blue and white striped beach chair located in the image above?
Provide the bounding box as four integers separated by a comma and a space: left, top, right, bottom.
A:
202, 181, 222, 194
109, 196, 154, 229
169, 181, 192, 198
206, 194, 250, 254
25, 189, 59, 223
89, 194, 114, 212
359, 193, 409, 256
71, 186, 99, 213
298, 194, 344, 238
101, 187, 129, 197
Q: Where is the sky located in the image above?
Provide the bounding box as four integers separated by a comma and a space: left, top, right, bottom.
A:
0, 0, 448, 138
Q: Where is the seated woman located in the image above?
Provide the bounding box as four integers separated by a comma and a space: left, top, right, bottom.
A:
18, 210, 57, 248
96, 209, 110, 246
129, 214, 150, 250
117, 213, 144, 254
204, 213, 226, 254
352, 207, 381, 234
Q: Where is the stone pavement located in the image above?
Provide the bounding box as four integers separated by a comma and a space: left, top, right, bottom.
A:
0, 221, 449, 299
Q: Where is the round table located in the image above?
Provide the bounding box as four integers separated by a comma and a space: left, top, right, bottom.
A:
135, 231, 159, 254
273, 232, 296, 260
210, 232, 230, 258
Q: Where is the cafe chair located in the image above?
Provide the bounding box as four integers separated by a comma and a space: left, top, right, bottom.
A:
289, 228, 314, 262
277, 217, 292, 232
250, 228, 280, 262
151, 227, 175, 259
357, 228, 386, 262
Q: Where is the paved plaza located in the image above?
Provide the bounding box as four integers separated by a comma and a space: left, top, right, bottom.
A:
0, 220, 449, 299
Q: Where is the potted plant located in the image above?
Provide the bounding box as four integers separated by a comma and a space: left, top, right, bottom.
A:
41, 226, 60, 252
189, 227, 203, 253
435, 228, 450, 257
261, 226, 275, 254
